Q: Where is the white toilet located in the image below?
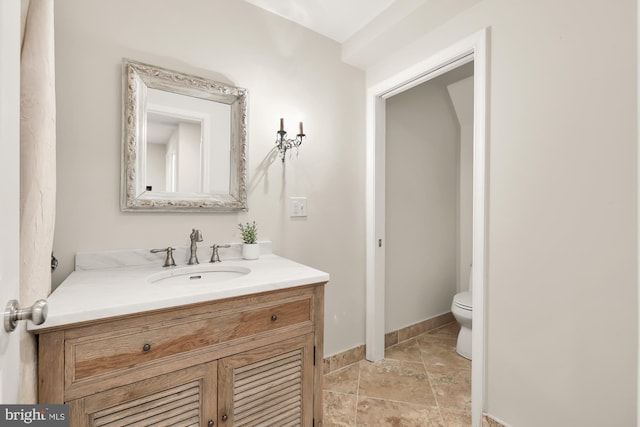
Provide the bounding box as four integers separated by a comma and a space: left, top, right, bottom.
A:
452, 280, 473, 360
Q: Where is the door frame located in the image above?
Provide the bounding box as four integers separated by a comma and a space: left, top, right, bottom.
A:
637, 0, 640, 423
365, 28, 488, 426
0, 0, 22, 404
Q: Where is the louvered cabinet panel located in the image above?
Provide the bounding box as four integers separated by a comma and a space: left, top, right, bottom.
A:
69, 362, 217, 427
218, 334, 314, 427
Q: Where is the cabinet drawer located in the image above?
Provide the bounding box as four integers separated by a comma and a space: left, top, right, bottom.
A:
66, 297, 312, 387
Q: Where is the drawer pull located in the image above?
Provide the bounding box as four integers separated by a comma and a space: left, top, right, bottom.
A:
221, 414, 228, 421
271, 314, 278, 321
142, 343, 151, 352
208, 420, 214, 427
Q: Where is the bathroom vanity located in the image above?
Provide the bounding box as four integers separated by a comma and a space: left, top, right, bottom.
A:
33, 248, 328, 426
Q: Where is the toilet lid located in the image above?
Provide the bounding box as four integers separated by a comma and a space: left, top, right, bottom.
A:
454, 292, 472, 310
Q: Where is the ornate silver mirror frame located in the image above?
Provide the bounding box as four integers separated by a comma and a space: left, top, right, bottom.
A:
121, 59, 248, 212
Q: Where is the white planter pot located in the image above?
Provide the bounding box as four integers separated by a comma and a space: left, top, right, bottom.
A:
242, 243, 260, 260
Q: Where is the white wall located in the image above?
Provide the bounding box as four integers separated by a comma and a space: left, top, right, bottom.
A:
53, 0, 366, 357
447, 75, 474, 292
385, 76, 459, 332
146, 143, 166, 191
360, 0, 637, 425
177, 122, 201, 193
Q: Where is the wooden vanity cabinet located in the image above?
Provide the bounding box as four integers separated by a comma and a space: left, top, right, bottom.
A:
36, 284, 325, 427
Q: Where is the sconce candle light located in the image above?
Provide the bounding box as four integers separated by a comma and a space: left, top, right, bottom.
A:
275, 118, 305, 162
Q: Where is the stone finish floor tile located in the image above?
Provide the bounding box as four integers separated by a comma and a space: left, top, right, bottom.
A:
358, 359, 437, 406
441, 408, 473, 427
356, 397, 444, 427
384, 338, 424, 363
430, 370, 472, 413
324, 362, 360, 395
323, 322, 471, 427
417, 333, 470, 376
324, 390, 357, 427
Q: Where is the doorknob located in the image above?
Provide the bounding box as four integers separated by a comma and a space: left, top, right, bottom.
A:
4, 299, 47, 332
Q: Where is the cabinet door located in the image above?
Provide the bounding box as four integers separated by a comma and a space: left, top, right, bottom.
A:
218, 334, 315, 427
69, 362, 217, 427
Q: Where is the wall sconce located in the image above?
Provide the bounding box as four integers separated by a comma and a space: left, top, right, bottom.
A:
275, 118, 305, 162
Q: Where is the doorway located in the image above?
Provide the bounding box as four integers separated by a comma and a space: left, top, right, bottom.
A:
365, 29, 488, 426
385, 62, 474, 336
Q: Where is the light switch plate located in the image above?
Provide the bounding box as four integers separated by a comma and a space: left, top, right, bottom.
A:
289, 197, 308, 217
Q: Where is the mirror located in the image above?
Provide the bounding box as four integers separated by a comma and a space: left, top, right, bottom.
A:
121, 59, 248, 211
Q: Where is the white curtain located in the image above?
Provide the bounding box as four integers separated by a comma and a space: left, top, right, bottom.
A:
19, 0, 56, 403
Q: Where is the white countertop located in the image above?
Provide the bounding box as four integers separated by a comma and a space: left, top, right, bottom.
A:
31, 252, 329, 332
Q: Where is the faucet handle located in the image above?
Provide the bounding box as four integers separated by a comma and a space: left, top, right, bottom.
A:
210, 243, 231, 263
150, 247, 176, 268
191, 229, 203, 242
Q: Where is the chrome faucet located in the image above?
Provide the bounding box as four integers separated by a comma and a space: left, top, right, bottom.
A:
188, 229, 203, 265
210, 243, 231, 263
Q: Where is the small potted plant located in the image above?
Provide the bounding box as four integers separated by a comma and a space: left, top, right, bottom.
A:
238, 221, 259, 260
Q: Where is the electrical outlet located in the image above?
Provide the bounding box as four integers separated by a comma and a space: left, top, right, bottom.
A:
289, 197, 308, 217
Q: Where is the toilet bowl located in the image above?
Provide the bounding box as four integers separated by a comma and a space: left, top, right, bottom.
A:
451, 291, 472, 360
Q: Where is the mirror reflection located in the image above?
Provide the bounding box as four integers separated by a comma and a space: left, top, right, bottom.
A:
146, 113, 200, 193
121, 59, 248, 212
144, 88, 230, 194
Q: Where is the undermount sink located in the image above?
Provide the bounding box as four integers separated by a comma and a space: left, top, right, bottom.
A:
148, 265, 250, 286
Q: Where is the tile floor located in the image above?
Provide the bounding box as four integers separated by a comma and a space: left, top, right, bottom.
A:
323, 322, 471, 427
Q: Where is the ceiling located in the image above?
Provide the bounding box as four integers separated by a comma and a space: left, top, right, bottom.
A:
244, 0, 397, 43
